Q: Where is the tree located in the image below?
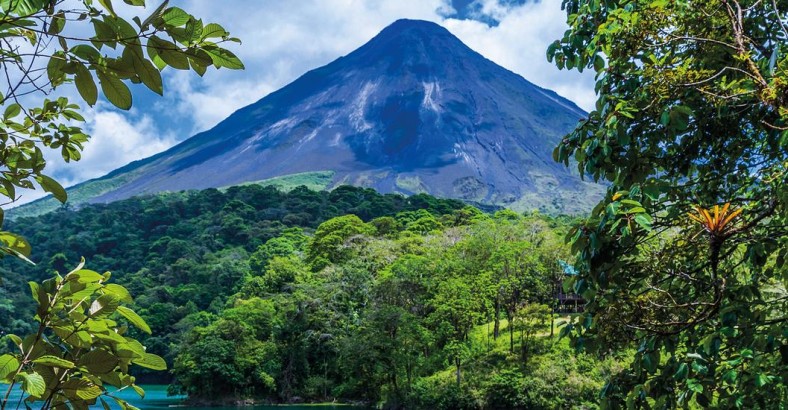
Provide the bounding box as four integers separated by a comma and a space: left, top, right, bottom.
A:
549, 0, 787, 407
513, 303, 551, 364
0, 0, 243, 259
306, 215, 374, 270
429, 277, 482, 387
489, 241, 549, 353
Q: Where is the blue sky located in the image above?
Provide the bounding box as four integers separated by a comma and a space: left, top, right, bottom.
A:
14, 0, 596, 205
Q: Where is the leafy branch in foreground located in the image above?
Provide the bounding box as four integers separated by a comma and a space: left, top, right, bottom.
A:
0, 258, 164, 410
0, 0, 243, 259
549, 0, 786, 407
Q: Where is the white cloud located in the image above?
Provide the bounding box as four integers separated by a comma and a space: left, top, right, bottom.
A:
59, 108, 177, 184
10, 107, 177, 206
443, 0, 597, 110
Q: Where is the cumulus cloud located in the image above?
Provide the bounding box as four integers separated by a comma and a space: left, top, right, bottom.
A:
14, 106, 177, 206
443, 0, 597, 111
50, 108, 177, 185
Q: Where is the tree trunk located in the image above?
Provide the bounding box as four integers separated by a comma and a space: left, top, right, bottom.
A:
509, 320, 514, 353
486, 321, 491, 350
455, 358, 462, 387
493, 299, 501, 339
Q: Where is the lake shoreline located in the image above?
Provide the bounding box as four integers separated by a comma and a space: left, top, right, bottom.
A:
181, 396, 368, 409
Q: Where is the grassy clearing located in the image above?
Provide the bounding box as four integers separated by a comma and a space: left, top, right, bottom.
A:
234, 171, 335, 192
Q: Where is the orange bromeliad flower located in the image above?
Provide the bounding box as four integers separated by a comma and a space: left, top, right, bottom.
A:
688, 203, 742, 237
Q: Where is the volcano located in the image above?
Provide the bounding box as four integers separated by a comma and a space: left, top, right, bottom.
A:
14, 19, 603, 218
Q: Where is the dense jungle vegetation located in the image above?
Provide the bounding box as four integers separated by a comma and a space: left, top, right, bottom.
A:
0, 184, 626, 408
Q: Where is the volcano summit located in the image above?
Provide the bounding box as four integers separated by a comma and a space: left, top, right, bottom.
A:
15, 19, 603, 217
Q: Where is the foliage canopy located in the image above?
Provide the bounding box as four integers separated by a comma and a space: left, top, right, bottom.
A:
550, 0, 787, 407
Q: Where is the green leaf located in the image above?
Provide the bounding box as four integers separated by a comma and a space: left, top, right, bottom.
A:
132, 53, 163, 95
593, 55, 604, 72
642, 352, 658, 374
35, 174, 68, 203
132, 384, 145, 398
132, 353, 166, 370
673, 363, 688, 380
47, 52, 67, 86
92, 18, 117, 43
89, 294, 120, 318
669, 106, 692, 131
0, 354, 20, 380
116, 306, 151, 334
96, 71, 132, 110
161, 7, 190, 27
634, 213, 652, 231
32, 355, 75, 369
201, 23, 228, 39
686, 378, 703, 394
147, 36, 189, 70
78, 349, 119, 374
66, 269, 104, 284
62, 378, 103, 400
48, 12, 66, 35
17, 371, 46, 398
755, 373, 770, 387
103, 284, 132, 302
141, 0, 169, 29
202, 45, 244, 69
98, 0, 116, 16
0, 231, 33, 262
71, 44, 101, 62
3, 103, 21, 119
723, 369, 737, 384
74, 64, 98, 106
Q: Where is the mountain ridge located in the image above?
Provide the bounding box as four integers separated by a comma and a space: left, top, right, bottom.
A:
11, 19, 602, 218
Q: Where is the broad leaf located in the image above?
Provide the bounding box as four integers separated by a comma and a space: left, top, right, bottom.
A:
35, 174, 68, 203
74, 64, 98, 106
132, 353, 166, 370
96, 71, 132, 110
32, 355, 75, 369
17, 371, 46, 398
0, 354, 19, 380
116, 306, 151, 334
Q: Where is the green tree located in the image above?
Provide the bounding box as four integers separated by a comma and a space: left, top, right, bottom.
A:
306, 215, 374, 270
513, 303, 551, 364
489, 241, 549, 353
430, 277, 482, 387
550, 0, 787, 407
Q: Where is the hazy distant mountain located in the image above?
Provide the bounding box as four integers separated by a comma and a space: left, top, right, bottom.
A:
12, 19, 603, 218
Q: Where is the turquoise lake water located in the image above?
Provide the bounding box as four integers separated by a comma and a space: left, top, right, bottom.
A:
2, 385, 359, 409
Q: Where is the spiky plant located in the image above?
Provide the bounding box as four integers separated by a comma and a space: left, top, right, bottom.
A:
688, 203, 742, 275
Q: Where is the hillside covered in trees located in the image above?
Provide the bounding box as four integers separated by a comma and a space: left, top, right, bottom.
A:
0, 184, 626, 408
